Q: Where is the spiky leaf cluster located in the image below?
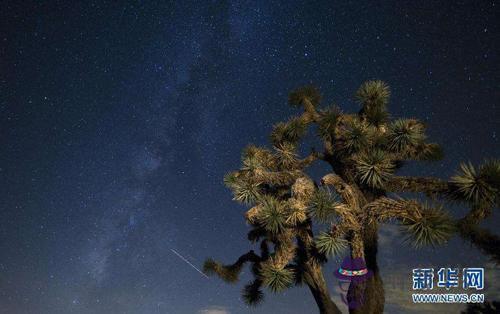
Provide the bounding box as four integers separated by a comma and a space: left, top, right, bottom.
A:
355, 149, 395, 189
270, 118, 307, 146
480, 159, 500, 188
241, 145, 276, 171
258, 196, 287, 234
223, 171, 239, 187
289, 85, 321, 107
308, 188, 339, 223
451, 161, 500, 206
315, 231, 348, 256
274, 142, 299, 169
401, 204, 455, 247
242, 280, 264, 305
317, 107, 341, 140
338, 119, 374, 154
356, 80, 390, 126
230, 178, 261, 204
259, 263, 294, 292
387, 119, 426, 153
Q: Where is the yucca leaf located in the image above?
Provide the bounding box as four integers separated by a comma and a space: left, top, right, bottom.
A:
356, 80, 390, 109
241, 145, 276, 170
308, 188, 339, 223
242, 154, 261, 171
387, 119, 426, 153
274, 142, 299, 169
259, 263, 294, 292
338, 119, 373, 154
224, 172, 262, 204
355, 149, 395, 189
289, 85, 321, 107
356, 80, 390, 125
315, 231, 348, 256
242, 280, 264, 306
241, 144, 260, 159
317, 107, 341, 140
401, 204, 456, 248
259, 196, 286, 234
270, 118, 307, 146
223, 172, 239, 188
362, 106, 389, 126
232, 180, 261, 204
451, 162, 496, 205
479, 159, 500, 191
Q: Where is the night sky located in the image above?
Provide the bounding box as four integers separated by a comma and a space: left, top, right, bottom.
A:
1, 1, 499, 314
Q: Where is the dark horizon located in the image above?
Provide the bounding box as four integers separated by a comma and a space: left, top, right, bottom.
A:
1, 1, 499, 313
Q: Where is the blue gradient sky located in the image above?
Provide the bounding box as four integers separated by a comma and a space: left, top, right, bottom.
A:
1, 1, 499, 313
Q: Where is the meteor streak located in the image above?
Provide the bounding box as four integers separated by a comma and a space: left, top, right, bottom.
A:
170, 248, 209, 279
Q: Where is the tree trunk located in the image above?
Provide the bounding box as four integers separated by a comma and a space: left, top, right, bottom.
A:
304, 262, 342, 314
349, 222, 385, 314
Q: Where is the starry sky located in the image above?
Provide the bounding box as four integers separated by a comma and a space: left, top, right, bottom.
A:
1, 1, 499, 314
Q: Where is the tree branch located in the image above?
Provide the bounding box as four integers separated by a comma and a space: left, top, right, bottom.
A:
321, 173, 366, 211
252, 169, 304, 186
363, 196, 419, 223
386, 176, 450, 197
298, 150, 321, 168
204, 250, 261, 283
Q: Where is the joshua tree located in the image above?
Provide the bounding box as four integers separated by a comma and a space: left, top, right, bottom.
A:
203, 81, 500, 314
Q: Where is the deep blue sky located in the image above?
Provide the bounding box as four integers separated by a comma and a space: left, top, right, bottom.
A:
1, 1, 499, 313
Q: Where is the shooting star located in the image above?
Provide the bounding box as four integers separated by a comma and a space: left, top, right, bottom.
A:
170, 248, 209, 279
